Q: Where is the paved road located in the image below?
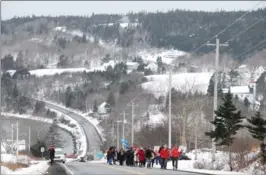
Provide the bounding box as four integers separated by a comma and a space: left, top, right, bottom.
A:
44, 101, 103, 153
46, 163, 68, 175
54, 161, 207, 175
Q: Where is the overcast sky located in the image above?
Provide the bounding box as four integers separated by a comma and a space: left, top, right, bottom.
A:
2, 1, 264, 20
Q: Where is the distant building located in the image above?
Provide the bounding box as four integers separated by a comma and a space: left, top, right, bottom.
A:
145, 62, 158, 73
222, 85, 260, 109
236, 64, 249, 74
126, 62, 139, 72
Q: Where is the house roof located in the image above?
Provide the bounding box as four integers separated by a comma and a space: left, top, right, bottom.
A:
230, 86, 250, 94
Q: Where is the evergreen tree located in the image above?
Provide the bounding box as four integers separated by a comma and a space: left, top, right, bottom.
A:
244, 97, 250, 107
15, 51, 24, 69
229, 70, 239, 85
45, 119, 65, 148
101, 54, 111, 64
30, 140, 47, 157
65, 86, 74, 107
156, 56, 163, 74
144, 68, 153, 75
1, 54, 15, 71
82, 34, 87, 43
93, 100, 98, 113
247, 111, 266, 164
106, 92, 115, 107
207, 72, 223, 97
119, 81, 130, 94
256, 71, 266, 96
205, 92, 244, 171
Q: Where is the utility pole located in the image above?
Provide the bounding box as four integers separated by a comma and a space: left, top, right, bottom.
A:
16, 122, 19, 161
122, 111, 125, 148
0, 1, 2, 173
116, 122, 119, 148
131, 102, 134, 146
28, 126, 31, 153
168, 70, 172, 148
111, 122, 114, 146
11, 124, 14, 154
206, 37, 228, 162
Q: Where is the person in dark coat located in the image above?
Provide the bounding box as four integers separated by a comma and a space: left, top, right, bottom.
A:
107, 147, 113, 165
117, 148, 125, 165
145, 146, 153, 168
125, 149, 130, 166
48, 146, 55, 164
128, 147, 134, 166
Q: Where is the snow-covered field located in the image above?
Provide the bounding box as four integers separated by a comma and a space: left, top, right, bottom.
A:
6, 60, 117, 77
137, 48, 187, 64
142, 72, 213, 97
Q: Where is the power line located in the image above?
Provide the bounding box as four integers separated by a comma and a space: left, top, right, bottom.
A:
189, 1, 263, 55
236, 37, 266, 59
208, 16, 265, 53
227, 17, 265, 43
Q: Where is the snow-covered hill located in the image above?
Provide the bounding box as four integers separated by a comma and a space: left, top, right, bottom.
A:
142, 72, 213, 97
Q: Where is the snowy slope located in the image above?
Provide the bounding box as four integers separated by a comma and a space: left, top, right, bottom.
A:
6, 60, 117, 77
137, 48, 187, 64
142, 72, 213, 97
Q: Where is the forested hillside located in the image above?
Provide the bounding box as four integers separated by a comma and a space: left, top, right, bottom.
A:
2, 8, 266, 60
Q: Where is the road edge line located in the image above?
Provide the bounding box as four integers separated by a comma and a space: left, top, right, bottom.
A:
60, 163, 74, 175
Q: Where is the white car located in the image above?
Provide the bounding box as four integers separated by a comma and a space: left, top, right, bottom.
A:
54, 148, 66, 163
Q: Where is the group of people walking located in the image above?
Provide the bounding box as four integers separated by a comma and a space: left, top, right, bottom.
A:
106, 144, 182, 170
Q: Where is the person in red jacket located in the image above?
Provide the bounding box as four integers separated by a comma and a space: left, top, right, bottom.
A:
159, 145, 169, 169
137, 147, 145, 167
171, 144, 181, 170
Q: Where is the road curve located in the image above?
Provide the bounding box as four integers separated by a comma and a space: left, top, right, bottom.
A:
43, 101, 103, 153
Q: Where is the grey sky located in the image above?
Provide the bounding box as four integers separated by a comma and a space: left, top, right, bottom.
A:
2, 1, 264, 20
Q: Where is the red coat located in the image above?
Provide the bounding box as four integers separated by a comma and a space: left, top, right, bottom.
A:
137, 149, 145, 161
160, 148, 169, 159
171, 147, 181, 158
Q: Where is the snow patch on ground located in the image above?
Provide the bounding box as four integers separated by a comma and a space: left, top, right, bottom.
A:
1, 153, 49, 175
6, 60, 117, 78
137, 48, 187, 64
142, 72, 213, 97
148, 112, 165, 125
151, 148, 246, 175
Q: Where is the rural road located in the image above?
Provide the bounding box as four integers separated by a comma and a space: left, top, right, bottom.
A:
47, 161, 208, 175
43, 101, 103, 153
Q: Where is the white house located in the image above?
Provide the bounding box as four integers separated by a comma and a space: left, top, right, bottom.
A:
236, 64, 249, 74
222, 85, 251, 100
145, 62, 158, 72
126, 62, 139, 72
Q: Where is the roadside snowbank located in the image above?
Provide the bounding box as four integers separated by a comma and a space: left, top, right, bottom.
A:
47, 108, 87, 158
1, 153, 49, 175
37, 99, 105, 142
